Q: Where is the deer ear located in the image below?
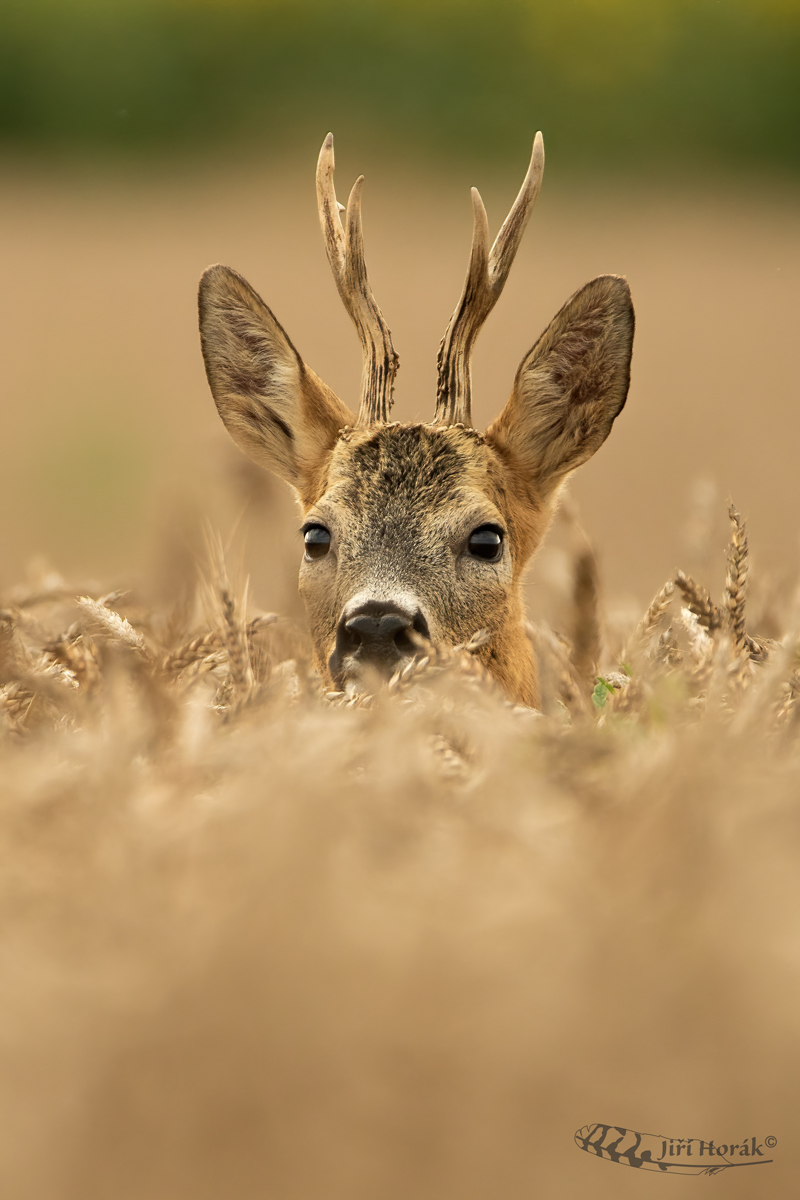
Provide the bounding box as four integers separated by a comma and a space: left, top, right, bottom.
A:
198, 264, 354, 494
485, 275, 634, 500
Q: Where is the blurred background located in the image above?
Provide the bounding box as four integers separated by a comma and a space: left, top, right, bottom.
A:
0, 0, 798, 625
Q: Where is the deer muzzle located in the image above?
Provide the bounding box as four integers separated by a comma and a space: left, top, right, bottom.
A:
329, 599, 430, 687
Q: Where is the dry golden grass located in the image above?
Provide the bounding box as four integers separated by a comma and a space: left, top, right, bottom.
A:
0, 499, 798, 1198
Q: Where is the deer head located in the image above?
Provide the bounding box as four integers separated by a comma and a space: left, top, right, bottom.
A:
198, 134, 634, 707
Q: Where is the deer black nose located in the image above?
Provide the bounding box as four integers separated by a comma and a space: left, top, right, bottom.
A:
330, 601, 430, 685
347, 611, 409, 645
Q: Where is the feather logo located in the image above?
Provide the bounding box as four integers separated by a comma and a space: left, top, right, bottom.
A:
574, 1125, 776, 1175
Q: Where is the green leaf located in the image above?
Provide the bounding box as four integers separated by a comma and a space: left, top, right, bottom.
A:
592, 677, 615, 710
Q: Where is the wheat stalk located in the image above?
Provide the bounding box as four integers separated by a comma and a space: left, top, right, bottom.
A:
569, 548, 601, 692
76, 597, 151, 657
674, 570, 722, 634
723, 504, 749, 672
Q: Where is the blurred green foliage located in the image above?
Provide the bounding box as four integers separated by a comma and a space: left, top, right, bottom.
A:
1, 0, 798, 170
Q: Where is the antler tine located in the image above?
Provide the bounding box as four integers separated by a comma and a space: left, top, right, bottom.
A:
434, 132, 545, 427
316, 133, 346, 276
316, 133, 399, 427
489, 131, 545, 289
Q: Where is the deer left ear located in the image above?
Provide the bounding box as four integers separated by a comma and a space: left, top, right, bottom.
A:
485, 274, 634, 500
198, 264, 354, 500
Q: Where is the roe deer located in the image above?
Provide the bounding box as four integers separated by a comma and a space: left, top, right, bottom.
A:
198, 133, 634, 707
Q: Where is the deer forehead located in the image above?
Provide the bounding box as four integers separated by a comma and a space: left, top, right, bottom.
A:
308, 423, 509, 531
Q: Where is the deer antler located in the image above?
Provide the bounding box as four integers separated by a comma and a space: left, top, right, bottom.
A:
434, 133, 545, 427
316, 133, 399, 428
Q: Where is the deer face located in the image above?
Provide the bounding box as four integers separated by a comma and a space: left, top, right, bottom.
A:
199, 136, 634, 706
299, 423, 519, 694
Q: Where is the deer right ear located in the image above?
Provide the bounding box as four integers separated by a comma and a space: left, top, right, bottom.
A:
486, 274, 634, 501
198, 264, 354, 495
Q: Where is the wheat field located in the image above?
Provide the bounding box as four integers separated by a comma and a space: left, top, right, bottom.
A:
0, 155, 799, 1197
1, 490, 798, 1197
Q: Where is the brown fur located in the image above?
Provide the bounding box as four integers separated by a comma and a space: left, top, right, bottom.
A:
199, 264, 634, 707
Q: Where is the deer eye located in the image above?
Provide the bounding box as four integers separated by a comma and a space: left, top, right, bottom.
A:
467, 525, 504, 562
303, 524, 331, 561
